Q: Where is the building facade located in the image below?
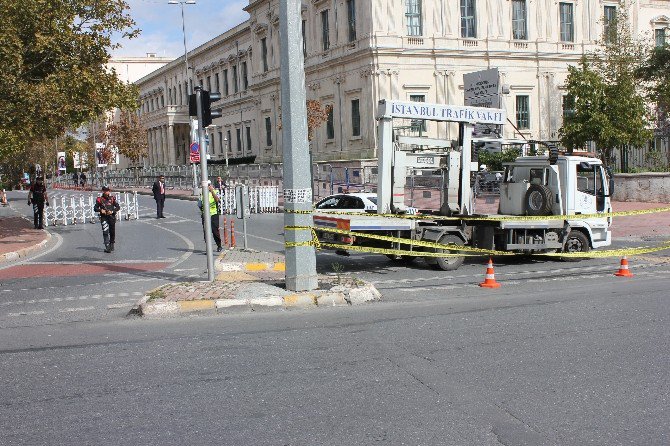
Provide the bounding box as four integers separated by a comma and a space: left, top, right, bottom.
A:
136, 0, 670, 168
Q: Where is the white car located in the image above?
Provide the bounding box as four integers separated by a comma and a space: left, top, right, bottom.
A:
314, 193, 377, 213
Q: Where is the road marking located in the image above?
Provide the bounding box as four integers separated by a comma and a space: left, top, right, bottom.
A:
106, 303, 134, 309
8, 310, 45, 317
59, 306, 95, 313
0, 291, 144, 307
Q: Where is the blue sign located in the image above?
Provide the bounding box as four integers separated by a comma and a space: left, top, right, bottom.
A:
190, 142, 199, 153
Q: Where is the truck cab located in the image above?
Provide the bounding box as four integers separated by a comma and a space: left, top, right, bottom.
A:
498, 155, 612, 250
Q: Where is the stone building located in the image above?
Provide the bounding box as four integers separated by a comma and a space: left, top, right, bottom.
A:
136, 0, 670, 168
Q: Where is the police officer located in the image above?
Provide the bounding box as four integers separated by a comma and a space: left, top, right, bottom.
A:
93, 186, 120, 253
27, 176, 49, 229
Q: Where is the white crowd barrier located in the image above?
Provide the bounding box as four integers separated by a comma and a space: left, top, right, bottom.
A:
215, 185, 279, 215
44, 192, 139, 226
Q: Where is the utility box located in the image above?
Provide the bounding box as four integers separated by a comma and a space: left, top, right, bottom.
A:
235, 185, 250, 219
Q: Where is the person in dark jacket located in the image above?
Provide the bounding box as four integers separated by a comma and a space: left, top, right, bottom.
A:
93, 186, 120, 253
27, 177, 49, 229
152, 175, 166, 218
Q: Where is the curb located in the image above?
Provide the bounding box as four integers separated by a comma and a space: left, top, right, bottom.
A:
0, 230, 51, 263
136, 284, 381, 318
215, 260, 286, 272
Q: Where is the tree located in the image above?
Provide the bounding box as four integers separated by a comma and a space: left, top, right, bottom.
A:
306, 100, 333, 141
277, 100, 333, 141
105, 110, 148, 163
0, 0, 139, 161
637, 45, 670, 136
559, 5, 652, 169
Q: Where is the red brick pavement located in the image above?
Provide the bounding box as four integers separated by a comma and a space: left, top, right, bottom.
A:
0, 217, 49, 260
0, 262, 170, 280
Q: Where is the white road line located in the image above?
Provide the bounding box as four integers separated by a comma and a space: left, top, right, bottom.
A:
59, 306, 95, 313
8, 311, 45, 317
106, 303, 134, 309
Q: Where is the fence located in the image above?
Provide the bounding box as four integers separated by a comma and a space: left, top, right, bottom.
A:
44, 192, 139, 226
49, 162, 501, 211
216, 186, 280, 214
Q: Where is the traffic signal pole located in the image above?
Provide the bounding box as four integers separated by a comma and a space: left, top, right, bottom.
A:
195, 86, 215, 281
279, 0, 318, 291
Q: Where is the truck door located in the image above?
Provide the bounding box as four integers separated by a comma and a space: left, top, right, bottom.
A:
574, 163, 598, 214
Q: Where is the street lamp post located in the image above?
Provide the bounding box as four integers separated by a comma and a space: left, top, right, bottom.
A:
168, 0, 198, 194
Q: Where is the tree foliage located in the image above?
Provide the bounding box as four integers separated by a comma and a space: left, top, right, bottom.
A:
559, 5, 653, 166
105, 110, 148, 163
0, 0, 140, 161
637, 45, 670, 136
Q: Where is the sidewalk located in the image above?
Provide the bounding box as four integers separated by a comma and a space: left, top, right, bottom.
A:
0, 203, 51, 263
136, 249, 381, 318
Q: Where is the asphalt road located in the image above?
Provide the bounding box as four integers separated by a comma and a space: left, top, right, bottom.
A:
0, 190, 668, 445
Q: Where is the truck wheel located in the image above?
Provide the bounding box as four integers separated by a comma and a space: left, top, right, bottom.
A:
525, 184, 554, 216
430, 234, 465, 271
560, 230, 590, 261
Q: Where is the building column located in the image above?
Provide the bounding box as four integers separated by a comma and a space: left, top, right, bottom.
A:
168, 124, 176, 165
147, 129, 154, 166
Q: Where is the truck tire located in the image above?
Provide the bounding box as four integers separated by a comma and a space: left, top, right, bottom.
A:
429, 234, 465, 271
525, 184, 554, 216
560, 230, 590, 261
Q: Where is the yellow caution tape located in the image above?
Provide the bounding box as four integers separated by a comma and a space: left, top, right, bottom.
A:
284, 225, 670, 259
312, 226, 511, 256
285, 205, 670, 222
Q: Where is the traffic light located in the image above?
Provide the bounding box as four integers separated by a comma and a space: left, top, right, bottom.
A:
188, 89, 222, 127
201, 90, 222, 127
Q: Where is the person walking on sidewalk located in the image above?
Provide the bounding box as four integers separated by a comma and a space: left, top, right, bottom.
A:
27, 176, 49, 229
152, 175, 166, 218
93, 186, 120, 253
198, 181, 222, 252
80, 172, 87, 188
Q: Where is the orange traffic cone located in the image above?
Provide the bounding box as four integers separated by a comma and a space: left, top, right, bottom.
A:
614, 256, 634, 277
230, 220, 236, 248
479, 257, 501, 288
223, 217, 228, 247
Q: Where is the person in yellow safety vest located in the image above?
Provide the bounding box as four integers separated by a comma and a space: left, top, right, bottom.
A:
198, 180, 222, 252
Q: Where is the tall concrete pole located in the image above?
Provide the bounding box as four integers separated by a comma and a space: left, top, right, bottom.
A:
195, 87, 215, 281
279, 0, 318, 291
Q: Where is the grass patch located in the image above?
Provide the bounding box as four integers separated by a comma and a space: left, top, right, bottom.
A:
147, 287, 167, 301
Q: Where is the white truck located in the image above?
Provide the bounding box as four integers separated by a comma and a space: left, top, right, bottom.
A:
313, 99, 614, 270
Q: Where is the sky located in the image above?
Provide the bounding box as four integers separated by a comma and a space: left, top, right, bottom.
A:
112, 0, 249, 58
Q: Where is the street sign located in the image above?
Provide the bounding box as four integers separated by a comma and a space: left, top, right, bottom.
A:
190, 142, 200, 163
464, 68, 502, 138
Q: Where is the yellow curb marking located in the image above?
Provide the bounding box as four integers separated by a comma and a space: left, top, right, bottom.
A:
245, 263, 270, 271
216, 271, 258, 282
283, 293, 316, 306
178, 300, 216, 311
272, 263, 286, 271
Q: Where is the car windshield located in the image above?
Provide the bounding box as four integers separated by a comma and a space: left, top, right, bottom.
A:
367, 197, 377, 205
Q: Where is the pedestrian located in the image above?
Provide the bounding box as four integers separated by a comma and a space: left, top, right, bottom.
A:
27, 176, 49, 229
152, 175, 167, 218
93, 186, 120, 253
198, 180, 222, 252
72, 171, 79, 188
80, 172, 87, 188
